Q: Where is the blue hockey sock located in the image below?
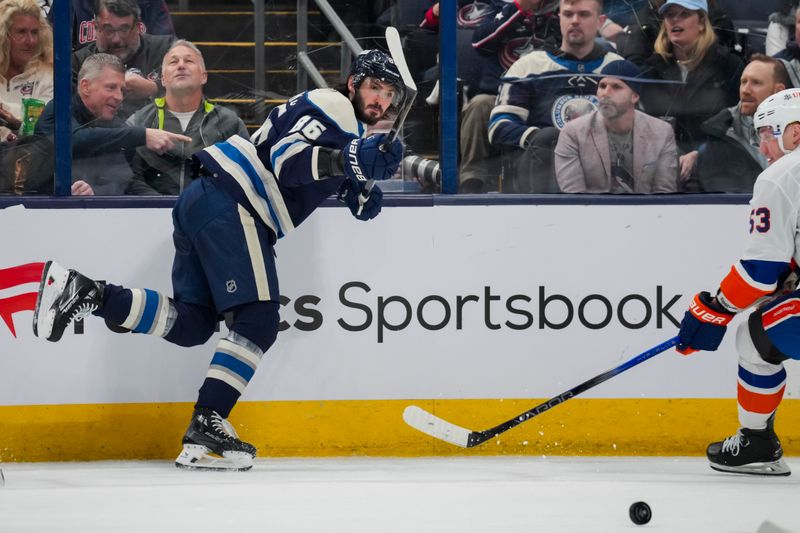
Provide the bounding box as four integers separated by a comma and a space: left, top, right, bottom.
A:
96, 284, 216, 346
196, 301, 279, 418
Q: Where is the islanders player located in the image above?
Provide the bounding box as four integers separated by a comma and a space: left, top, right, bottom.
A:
677, 88, 800, 476
31, 49, 405, 471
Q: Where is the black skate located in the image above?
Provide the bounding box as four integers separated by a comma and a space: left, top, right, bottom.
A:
32, 261, 104, 342
175, 408, 256, 471
707, 421, 790, 476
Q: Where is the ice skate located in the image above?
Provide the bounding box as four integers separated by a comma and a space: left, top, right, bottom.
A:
707, 420, 790, 476
175, 408, 256, 471
32, 261, 104, 342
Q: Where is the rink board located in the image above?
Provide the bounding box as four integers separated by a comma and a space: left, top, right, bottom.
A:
1, 202, 799, 460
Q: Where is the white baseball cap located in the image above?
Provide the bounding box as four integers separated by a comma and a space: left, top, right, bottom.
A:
658, 0, 708, 14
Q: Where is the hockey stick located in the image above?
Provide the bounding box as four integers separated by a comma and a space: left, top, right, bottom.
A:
350, 27, 418, 215
403, 336, 680, 448
380, 26, 418, 150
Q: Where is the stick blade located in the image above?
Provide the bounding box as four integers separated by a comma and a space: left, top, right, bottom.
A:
385, 26, 417, 92
403, 405, 472, 448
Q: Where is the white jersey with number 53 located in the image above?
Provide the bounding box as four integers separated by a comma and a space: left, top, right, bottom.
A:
717, 149, 800, 311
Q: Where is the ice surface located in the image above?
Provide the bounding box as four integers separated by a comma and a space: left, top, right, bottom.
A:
0, 457, 798, 533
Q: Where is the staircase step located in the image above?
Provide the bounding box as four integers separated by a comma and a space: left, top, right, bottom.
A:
205, 68, 342, 97
171, 10, 330, 42
196, 41, 341, 70
167, 1, 296, 11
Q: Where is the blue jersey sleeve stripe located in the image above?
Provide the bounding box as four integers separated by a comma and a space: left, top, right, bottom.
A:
738, 365, 788, 389
271, 139, 305, 173
489, 113, 520, 126
133, 289, 160, 334
740, 259, 790, 285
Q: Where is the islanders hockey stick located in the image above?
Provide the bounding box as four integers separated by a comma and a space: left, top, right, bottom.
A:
381, 26, 418, 150
403, 336, 680, 448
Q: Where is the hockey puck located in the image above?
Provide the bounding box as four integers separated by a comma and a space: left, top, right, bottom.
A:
629, 501, 651, 525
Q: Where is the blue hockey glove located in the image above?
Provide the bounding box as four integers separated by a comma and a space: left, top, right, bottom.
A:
342, 134, 403, 182
338, 179, 383, 221
676, 291, 735, 355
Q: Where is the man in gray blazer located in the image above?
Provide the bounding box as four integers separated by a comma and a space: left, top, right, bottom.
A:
555, 60, 679, 193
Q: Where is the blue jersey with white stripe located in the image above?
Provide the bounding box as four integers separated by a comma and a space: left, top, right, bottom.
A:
193, 88, 366, 241
489, 47, 621, 148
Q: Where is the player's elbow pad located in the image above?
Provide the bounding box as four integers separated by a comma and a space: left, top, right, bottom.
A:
317, 148, 344, 178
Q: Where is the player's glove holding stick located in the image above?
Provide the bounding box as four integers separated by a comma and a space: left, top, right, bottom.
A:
676, 291, 735, 355
339, 133, 402, 219
342, 133, 403, 183
338, 178, 383, 221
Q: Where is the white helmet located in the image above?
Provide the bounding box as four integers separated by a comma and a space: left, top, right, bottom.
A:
754, 88, 800, 154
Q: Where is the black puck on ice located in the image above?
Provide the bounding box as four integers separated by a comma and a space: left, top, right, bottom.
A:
629, 501, 651, 525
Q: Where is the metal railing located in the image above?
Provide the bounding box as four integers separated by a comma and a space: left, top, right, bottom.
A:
295, 0, 363, 92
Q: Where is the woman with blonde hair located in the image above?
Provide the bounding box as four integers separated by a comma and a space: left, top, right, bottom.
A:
640, 0, 742, 189
0, 0, 53, 140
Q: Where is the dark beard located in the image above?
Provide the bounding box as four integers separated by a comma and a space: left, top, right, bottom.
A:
352, 90, 383, 126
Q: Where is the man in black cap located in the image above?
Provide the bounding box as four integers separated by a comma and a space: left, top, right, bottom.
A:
554, 59, 679, 193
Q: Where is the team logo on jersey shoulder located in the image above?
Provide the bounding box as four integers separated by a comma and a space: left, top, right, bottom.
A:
551, 94, 598, 129
226, 280, 237, 293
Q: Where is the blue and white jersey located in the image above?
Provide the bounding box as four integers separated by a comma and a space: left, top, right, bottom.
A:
193, 88, 366, 241
489, 47, 622, 148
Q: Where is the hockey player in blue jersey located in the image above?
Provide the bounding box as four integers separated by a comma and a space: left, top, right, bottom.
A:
30, 49, 405, 471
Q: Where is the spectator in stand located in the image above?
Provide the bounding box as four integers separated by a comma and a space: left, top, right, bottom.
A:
615, 0, 736, 67
126, 40, 248, 195
555, 60, 678, 193
52, 0, 174, 50
0, 0, 53, 141
459, 0, 561, 193
639, 0, 743, 191
766, 0, 798, 56
488, 0, 622, 193
72, 0, 175, 120
684, 55, 789, 193
35, 53, 190, 195
775, 8, 800, 88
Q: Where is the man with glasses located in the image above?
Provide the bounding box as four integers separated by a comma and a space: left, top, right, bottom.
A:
52, 0, 174, 49
72, 0, 174, 119
676, 88, 800, 476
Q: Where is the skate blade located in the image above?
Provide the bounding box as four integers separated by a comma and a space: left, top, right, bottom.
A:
175, 444, 253, 471
32, 261, 68, 341
710, 458, 791, 476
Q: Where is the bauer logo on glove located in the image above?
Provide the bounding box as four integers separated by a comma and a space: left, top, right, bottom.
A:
342, 134, 403, 183
676, 291, 735, 355
689, 297, 732, 324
